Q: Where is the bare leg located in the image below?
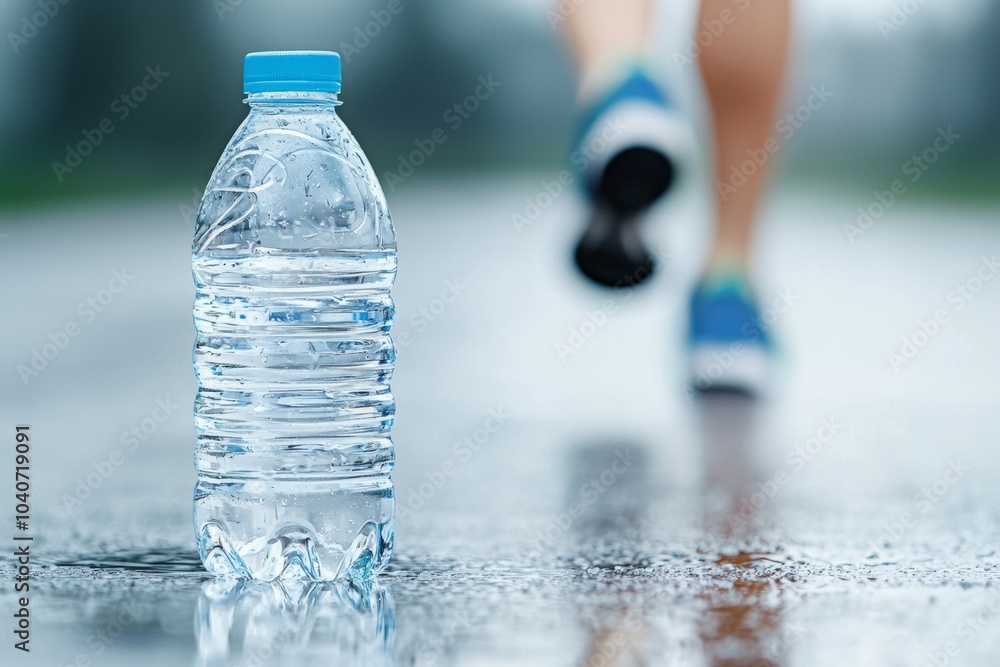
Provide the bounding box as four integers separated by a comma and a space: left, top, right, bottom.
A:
563, 0, 653, 100
698, 0, 791, 269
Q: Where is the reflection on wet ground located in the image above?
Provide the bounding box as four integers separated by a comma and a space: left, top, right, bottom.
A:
195, 580, 394, 667
697, 393, 787, 667
14, 390, 998, 666
3, 186, 1000, 664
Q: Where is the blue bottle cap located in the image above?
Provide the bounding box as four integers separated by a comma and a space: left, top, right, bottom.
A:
243, 51, 342, 94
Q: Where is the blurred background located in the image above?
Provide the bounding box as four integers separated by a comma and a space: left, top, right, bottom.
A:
3, 1, 1000, 665
0, 0, 998, 205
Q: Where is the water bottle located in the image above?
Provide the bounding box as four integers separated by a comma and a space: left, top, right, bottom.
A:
192, 51, 395, 582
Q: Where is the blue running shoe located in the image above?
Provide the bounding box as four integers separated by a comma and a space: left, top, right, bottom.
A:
688, 270, 772, 394
571, 67, 692, 288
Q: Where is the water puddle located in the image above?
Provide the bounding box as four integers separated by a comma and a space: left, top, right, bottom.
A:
51, 548, 207, 574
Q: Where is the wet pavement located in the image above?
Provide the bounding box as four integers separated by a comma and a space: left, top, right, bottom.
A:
2, 175, 1000, 665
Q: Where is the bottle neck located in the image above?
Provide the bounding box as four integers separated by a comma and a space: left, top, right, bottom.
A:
245, 91, 341, 112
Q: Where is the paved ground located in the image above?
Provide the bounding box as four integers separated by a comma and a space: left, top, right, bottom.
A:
1, 175, 1000, 666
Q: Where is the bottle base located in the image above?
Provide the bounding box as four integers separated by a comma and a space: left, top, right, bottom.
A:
194, 476, 394, 582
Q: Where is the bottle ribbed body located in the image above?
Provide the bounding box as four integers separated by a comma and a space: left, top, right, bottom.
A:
192, 93, 396, 581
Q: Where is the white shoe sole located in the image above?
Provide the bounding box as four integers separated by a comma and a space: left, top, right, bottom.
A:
575, 99, 694, 192
688, 343, 770, 394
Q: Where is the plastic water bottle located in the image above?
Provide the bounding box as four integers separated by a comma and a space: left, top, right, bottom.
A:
192, 51, 395, 582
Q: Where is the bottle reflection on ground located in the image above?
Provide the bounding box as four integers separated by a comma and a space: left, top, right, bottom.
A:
696, 391, 792, 667
194, 577, 394, 667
